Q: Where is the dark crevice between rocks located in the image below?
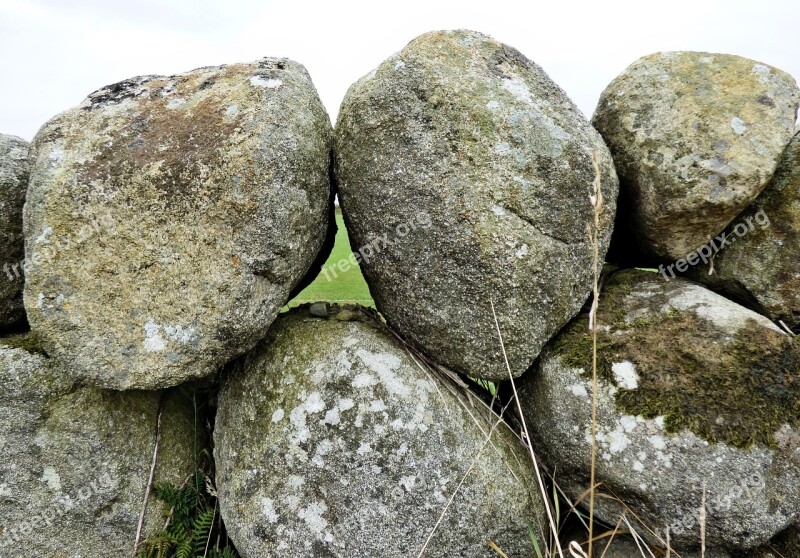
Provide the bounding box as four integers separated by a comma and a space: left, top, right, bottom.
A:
286, 147, 338, 300
136, 381, 241, 558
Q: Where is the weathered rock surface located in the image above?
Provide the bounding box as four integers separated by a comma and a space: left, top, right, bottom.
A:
335, 29, 619, 380
520, 270, 800, 552
0, 134, 29, 329
688, 131, 800, 329
593, 51, 799, 261
23, 58, 333, 389
215, 305, 546, 557
0, 334, 195, 556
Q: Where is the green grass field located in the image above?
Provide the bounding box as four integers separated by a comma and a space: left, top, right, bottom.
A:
288, 208, 375, 307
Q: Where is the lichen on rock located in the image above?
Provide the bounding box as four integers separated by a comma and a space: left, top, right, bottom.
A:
215, 304, 546, 557
23, 58, 334, 389
520, 269, 800, 552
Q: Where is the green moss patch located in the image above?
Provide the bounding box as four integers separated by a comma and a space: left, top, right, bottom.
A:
554, 271, 800, 449
0, 331, 47, 356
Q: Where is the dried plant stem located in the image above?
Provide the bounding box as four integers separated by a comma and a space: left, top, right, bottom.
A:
588, 150, 604, 558
490, 300, 564, 558
133, 396, 165, 557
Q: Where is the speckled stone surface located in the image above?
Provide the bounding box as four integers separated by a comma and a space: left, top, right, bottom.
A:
0, 334, 195, 557
23, 58, 333, 389
688, 131, 800, 329
335, 29, 619, 380
215, 305, 547, 557
0, 134, 29, 329
594, 51, 799, 262
520, 270, 800, 553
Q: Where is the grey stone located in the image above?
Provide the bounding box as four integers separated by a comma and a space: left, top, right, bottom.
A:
688, 131, 800, 329
334, 29, 619, 381
520, 270, 800, 552
0, 134, 29, 329
593, 52, 799, 261
23, 58, 333, 389
309, 301, 330, 317
0, 334, 196, 556
215, 305, 547, 557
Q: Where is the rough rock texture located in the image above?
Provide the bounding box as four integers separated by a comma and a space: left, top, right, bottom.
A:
215, 305, 547, 557
0, 134, 29, 329
520, 270, 800, 553
688, 131, 800, 329
24, 58, 333, 389
335, 29, 618, 380
593, 51, 799, 262
0, 333, 195, 556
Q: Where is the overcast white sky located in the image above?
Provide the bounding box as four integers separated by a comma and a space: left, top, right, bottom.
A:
1, 0, 798, 141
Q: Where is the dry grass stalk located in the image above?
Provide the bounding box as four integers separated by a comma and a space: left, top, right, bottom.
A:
588, 149, 604, 558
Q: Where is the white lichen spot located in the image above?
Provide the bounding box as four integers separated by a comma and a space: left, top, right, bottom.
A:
42, 467, 62, 492
606, 429, 631, 454
49, 148, 65, 163
399, 475, 417, 491
262, 498, 279, 523
632, 461, 645, 472
304, 392, 326, 414
493, 142, 512, 156
322, 407, 340, 426
271, 409, 285, 423
486, 100, 500, 111
501, 75, 533, 104
225, 105, 240, 118
297, 501, 328, 535
163, 324, 197, 344
356, 349, 409, 398
143, 320, 166, 352
338, 398, 355, 412
491, 205, 507, 217
369, 399, 387, 413
515, 244, 529, 258
752, 64, 772, 84
568, 383, 589, 398
35, 226, 53, 245
699, 56, 715, 64
250, 76, 283, 89
612, 361, 639, 390
166, 98, 186, 109
357, 442, 372, 455
730, 117, 748, 135
352, 373, 377, 389
394, 60, 406, 70
649, 435, 667, 450
288, 475, 304, 489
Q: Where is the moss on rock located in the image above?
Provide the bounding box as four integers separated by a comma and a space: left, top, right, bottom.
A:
554, 269, 800, 449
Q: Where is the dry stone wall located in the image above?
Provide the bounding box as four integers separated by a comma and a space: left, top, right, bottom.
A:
0, 30, 798, 558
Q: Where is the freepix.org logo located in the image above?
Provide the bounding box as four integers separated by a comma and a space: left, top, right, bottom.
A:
658, 209, 770, 280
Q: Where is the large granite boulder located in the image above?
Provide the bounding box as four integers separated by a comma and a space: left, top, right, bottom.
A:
0, 333, 196, 556
23, 58, 333, 389
335, 29, 619, 381
0, 134, 29, 329
688, 131, 800, 329
520, 270, 800, 554
593, 52, 799, 262
215, 305, 547, 557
